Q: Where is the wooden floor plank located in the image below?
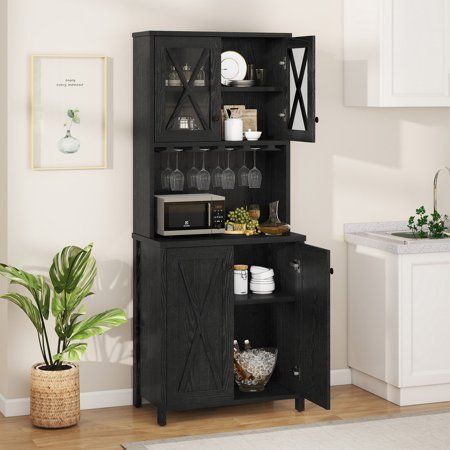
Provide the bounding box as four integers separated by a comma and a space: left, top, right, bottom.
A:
1, 385, 450, 450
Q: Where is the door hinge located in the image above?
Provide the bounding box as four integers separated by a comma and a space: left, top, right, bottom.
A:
278, 108, 287, 122
279, 57, 287, 70
290, 259, 301, 274
293, 365, 301, 380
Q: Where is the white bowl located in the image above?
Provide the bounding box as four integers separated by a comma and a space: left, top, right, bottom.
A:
244, 131, 262, 141
250, 279, 274, 285
250, 283, 275, 292
251, 270, 275, 280
250, 266, 272, 275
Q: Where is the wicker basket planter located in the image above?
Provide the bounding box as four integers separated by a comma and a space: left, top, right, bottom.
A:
30, 363, 80, 428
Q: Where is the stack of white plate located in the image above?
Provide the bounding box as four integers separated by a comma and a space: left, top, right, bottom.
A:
250, 266, 275, 295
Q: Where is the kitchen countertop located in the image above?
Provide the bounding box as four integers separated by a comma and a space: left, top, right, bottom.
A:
344, 221, 450, 254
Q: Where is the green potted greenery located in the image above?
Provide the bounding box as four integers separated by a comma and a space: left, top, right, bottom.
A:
0, 244, 127, 428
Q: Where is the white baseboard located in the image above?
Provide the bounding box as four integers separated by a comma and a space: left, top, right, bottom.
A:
331, 368, 352, 386
0, 369, 351, 417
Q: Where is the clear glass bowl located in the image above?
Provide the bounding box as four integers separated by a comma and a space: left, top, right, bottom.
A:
234, 347, 278, 392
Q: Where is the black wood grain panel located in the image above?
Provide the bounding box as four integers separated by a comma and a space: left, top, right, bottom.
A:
297, 243, 330, 409
165, 246, 234, 409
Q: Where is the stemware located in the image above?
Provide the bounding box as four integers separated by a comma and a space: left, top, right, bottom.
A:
169, 149, 185, 191
212, 152, 223, 188
161, 154, 172, 190
186, 151, 199, 189
196, 148, 211, 191
222, 148, 236, 190
237, 151, 250, 187
248, 148, 262, 189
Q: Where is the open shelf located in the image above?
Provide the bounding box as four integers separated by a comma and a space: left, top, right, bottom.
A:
235, 291, 296, 306
233, 381, 296, 405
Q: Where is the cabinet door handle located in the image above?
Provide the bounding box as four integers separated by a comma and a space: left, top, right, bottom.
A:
290, 259, 301, 274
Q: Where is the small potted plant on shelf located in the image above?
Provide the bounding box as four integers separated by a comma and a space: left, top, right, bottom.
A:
0, 244, 127, 429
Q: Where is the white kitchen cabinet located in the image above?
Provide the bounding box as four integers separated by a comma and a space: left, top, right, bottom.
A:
344, 0, 450, 107
348, 242, 450, 405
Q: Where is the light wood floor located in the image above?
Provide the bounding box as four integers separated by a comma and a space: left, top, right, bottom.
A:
1, 385, 450, 450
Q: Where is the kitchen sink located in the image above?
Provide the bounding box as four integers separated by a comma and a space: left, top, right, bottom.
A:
365, 231, 450, 244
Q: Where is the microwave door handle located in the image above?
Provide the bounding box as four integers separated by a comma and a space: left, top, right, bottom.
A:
208, 202, 211, 227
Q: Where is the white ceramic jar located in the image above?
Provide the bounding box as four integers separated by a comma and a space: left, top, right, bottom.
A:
234, 264, 248, 295
224, 118, 243, 141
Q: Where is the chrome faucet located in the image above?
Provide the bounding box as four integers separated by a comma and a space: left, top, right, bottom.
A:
433, 166, 450, 212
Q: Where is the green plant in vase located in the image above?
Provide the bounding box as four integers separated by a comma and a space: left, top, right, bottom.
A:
58, 108, 80, 154
407, 206, 448, 239
0, 244, 127, 428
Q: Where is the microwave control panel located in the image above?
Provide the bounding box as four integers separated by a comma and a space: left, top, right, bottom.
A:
211, 201, 225, 229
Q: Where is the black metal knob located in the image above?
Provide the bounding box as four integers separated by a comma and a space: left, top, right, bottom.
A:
315, 117, 319, 123
330, 268, 334, 275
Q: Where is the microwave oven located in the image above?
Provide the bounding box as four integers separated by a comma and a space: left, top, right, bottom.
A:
155, 194, 225, 236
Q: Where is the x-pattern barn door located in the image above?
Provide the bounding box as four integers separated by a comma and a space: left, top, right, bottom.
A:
155, 36, 221, 142
165, 246, 233, 409
284, 36, 316, 142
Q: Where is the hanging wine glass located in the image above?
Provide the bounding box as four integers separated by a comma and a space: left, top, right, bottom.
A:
186, 151, 199, 189
161, 154, 172, 190
212, 152, 223, 188
237, 151, 250, 187
222, 148, 235, 190
196, 148, 211, 191
169, 149, 185, 191
248, 148, 262, 189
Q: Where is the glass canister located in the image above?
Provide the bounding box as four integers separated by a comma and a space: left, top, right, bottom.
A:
234, 264, 248, 295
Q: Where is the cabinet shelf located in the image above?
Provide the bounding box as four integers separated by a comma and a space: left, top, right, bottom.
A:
233, 381, 296, 405
154, 139, 288, 152
133, 232, 306, 248
235, 291, 296, 306
222, 86, 284, 93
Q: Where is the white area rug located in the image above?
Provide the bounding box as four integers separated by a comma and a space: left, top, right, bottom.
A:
122, 410, 450, 449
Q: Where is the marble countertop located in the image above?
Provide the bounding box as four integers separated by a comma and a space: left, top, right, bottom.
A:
344, 221, 450, 254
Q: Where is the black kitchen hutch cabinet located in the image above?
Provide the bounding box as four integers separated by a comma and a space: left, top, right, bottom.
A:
132, 30, 330, 426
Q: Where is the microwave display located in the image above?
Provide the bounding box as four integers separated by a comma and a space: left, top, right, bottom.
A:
165, 202, 208, 230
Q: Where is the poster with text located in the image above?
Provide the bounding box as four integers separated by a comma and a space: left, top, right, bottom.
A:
31, 55, 107, 170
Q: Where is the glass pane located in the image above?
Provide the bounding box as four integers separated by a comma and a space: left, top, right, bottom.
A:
289, 47, 308, 132
163, 47, 211, 132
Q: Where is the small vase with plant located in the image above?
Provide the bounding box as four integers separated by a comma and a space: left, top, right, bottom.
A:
0, 244, 127, 428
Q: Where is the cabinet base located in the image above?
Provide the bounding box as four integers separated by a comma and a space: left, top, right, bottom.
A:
352, 368, 450, 406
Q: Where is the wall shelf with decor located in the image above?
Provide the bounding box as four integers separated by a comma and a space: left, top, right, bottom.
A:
132, 30, 330, 427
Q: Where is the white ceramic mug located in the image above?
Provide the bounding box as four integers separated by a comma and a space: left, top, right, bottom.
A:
224, 118, 243, 141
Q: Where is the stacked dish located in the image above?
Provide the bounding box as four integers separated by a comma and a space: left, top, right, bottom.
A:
250, 266, 275, 294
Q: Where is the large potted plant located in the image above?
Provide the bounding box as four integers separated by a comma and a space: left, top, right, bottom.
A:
0, 244, 127, 428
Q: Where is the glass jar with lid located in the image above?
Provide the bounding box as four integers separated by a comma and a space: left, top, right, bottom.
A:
168, 66, 181, 86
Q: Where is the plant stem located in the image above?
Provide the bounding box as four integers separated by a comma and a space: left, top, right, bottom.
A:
37, 332, 49, 366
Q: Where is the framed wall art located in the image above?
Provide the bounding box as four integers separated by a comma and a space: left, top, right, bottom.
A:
30, 55, 108, 170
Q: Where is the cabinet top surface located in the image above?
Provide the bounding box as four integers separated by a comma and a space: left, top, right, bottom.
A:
132, 30, 292, 38
132, 232, 306, 248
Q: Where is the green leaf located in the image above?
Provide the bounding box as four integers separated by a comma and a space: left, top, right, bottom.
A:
72, 115, 80, 124
49, 244, 93, 294
65, 256, 97, 313
70, 308, 127, 340
67, 109, 74, 118
51, 290, 64, 317
54, 342, 87, 362
0, 264, 39, 293
36, 275, 51, 320
0, 293, 43, 334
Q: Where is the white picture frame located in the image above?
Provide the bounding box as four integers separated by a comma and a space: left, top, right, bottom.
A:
30, 55, 108, 170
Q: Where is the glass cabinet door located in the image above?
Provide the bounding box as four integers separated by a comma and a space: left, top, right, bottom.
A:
155, 36, 221, 142
283, 36, 316, 142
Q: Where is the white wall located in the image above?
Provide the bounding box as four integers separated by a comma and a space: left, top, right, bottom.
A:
2, 0, 450, 399
0, 0, 8, 398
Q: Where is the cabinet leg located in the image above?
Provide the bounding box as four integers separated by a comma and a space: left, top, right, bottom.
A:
133, 387, 142, 408
157, 408, 167, 426
295, 397, 305, 412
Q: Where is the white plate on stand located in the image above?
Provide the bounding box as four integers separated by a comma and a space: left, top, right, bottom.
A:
221, 51, 247, 86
